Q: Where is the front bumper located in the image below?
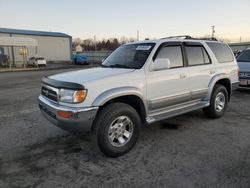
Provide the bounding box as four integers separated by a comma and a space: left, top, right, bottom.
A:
38, 95, 98, 133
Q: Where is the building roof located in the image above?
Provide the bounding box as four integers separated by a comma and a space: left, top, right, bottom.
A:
0, 28, 71, 38
229, 42, 250, 46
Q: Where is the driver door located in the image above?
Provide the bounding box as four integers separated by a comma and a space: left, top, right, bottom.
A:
146, 43, 190, 111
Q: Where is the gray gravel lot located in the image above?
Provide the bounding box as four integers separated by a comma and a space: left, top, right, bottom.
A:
0, 68, 250, 188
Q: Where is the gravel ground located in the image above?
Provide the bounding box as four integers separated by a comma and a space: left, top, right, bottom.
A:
0, 68, 250, 188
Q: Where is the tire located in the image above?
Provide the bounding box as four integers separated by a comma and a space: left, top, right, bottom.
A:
93, 102, 141, 157
203, 84, 229, 118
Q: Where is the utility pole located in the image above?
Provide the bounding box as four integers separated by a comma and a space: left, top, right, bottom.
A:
93, 35, 97, 51
137, 30, 140, 41
211, 25, 215, 39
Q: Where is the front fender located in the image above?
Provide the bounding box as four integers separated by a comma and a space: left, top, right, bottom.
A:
92, 86, 147, 109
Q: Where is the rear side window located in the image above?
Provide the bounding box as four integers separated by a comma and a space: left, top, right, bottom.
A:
207, 42, 234, 63
185, 46, 210, 66
156, 46, 183, 68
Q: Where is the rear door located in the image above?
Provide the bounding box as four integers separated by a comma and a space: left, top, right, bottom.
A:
184, 42, 214, 100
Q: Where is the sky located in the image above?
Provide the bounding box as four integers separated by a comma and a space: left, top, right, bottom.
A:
1, 0, 250, 42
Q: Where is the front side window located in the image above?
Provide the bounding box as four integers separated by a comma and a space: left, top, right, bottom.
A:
207, 42, 234, 63
237, 49, 250, 62
186, 46, 211, 66
102, 43, 155, 69
156, 46, 183, 68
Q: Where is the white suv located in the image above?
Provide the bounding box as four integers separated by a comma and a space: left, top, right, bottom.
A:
28, 57, 47, 67
38, 36, 239, 157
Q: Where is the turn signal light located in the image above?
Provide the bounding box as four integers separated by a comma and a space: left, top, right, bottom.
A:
74, 90, 87, 103
58, 111, 72, 119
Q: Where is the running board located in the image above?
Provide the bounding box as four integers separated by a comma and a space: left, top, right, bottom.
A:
146, 100, 210, 124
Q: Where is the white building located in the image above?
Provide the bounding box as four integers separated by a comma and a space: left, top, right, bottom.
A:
0, 28, 72, 65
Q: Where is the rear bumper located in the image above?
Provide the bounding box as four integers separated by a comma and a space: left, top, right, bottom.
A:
238, 78, 250, 90
38, 95, 98, 133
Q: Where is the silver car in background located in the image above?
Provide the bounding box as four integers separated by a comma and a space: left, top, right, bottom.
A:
237, 48, 250, 89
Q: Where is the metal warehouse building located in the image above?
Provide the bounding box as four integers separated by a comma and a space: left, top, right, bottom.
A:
0, 28, 72, 65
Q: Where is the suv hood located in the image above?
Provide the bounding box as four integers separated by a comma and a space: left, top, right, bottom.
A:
238, 61, 250, 72
49, 67, 134, 85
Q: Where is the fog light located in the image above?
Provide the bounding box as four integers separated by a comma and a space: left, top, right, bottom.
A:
57, 111, 72, 119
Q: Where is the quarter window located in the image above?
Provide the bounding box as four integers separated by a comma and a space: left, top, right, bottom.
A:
156, 46, 183, 68
207, 42, 234, 63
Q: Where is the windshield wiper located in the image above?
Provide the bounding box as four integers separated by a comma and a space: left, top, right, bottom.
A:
100, 64, 110, 68
109, 64, 131, 69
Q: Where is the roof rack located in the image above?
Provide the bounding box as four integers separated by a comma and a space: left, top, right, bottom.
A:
192, 37, 218, 41
160, 35, 217, 41
161, 35, 192, 40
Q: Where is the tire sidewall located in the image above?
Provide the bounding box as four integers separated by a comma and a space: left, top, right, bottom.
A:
96, 103, 140, 157
211, 85, 228, 117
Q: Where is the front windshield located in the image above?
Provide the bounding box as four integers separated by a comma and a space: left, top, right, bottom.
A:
102, 43, 155, 69
237, 50, 250, 62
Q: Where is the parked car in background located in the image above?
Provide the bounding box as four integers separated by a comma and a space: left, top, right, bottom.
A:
28, 57, 47, 67
233, 50, 242, 58
237, 48, 250, 89
73, 54, 88, 65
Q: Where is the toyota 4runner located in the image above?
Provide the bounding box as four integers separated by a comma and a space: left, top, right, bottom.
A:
38, 36, 239, 157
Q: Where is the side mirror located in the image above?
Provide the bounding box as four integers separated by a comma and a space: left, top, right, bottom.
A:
151, 58, 170, 71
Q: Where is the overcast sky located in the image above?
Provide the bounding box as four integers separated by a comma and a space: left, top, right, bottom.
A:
1, 0, 250, 42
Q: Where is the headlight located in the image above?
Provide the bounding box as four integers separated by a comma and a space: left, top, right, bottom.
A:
59, 89, 87, 103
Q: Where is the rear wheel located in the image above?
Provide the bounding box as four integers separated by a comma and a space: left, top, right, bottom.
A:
203, 84, 229, 118
93, 102, 141, 157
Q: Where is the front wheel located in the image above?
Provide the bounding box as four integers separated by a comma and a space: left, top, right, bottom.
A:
203, 84, 229, 118
93, 103, 141, 157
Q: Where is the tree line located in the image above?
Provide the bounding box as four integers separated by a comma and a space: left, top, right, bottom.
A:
73, 37, 136, 52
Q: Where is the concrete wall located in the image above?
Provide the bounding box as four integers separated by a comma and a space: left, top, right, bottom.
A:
229, 42, 250, 52
0, 33, 72, 65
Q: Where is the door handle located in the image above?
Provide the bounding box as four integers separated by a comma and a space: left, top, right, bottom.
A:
180, 73, 187, 79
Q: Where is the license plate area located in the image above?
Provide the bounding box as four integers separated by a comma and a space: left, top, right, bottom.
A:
39, 104, 57, 120
240, 79, 248, 86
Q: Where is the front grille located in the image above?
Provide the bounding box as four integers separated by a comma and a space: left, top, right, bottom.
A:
41, 86, 58, 102
239, 72, 250, 79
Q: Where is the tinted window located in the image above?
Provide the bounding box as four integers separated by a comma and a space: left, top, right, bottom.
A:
156, 46, 183, 68
202, 48, 210, 64
186, 46, 205, 66
207, 42, 234, 63
237, 49, 250, 62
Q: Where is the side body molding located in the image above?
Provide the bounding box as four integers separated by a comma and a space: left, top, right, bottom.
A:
92, 86, 147, 112
205, 73, 231, 100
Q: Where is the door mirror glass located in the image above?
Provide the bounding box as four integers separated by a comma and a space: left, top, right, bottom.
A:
151, 58, 170, 71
